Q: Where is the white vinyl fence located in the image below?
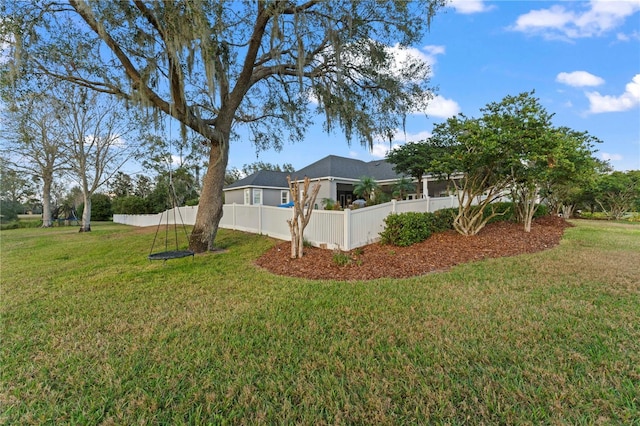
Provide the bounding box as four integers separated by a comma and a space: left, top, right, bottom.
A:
114, 196, 459, 251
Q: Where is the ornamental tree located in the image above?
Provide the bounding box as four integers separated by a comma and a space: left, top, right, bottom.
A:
386, 141, 437, 198
595, 171, 640, 220
287, 176, 320, 259
5, 0, 445, 252
540, 127, 602, 219
428, 113, 517, 236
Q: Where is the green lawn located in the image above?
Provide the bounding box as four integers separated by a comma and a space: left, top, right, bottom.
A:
1, 220, 639, 424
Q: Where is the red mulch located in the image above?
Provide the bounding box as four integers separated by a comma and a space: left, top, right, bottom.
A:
255, 215, 572, 280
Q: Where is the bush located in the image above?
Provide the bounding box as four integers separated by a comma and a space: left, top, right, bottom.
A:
432, 208, 456, 232
534, 204, 549, 218
487, 202, 549, 223
112, 195, 151, 214
381, 212, 432, 247
0, 200, 22, 223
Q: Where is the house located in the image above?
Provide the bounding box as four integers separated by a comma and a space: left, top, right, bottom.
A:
224, 169, 291, 206
223, 155, 453, 209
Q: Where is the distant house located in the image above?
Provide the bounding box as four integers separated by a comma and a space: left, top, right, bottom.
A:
223, 155, 453, 209
224, 170, 291, 206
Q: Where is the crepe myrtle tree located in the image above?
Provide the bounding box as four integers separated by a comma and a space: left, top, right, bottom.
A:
595, 171, 640, 220
539, 127, 602, 219
287, 175, 320, 259
7, 0, 445, 252
428, 91, 600, 235
386, 141, 436, 199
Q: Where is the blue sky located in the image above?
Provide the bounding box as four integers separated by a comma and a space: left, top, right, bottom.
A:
228, 0, 640, 173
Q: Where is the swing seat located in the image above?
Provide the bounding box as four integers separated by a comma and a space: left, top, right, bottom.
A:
148, 250, 195, 261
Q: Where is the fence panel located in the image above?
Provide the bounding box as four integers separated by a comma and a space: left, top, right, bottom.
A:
304, 210, 344, 250
428, 196, 458, 212
395, 198, 429, 213
114, 195, 465, 251
113, 213, 162, 227
258, 206, 293, 240
220, 205, 235, 227
349, 203, 393, 249
232, 204, 260, 232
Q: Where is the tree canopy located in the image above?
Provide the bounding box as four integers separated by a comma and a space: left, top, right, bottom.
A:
427, 91, 600, 235
4, 0, 445, 251
386, 141, 440, 198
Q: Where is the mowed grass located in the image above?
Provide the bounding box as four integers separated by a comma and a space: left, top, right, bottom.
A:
1, 220, 639, 425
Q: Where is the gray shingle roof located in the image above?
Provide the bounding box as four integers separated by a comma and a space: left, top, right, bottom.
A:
224, 155, 403, 191
224, 170, 289, 190
294, 155, 400, 181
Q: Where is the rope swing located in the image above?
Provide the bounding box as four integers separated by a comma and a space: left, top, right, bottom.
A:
148, 108, 194, 262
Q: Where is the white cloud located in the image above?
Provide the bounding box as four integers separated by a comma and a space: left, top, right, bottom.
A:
370, 129, 432, 158
511, 1, 640, 40
421, 45, 446, 71
587, 74, 640, 113
171, 154, 183, 166
556, 71, 605, 87
425, 95, 461, 118
370, 142, 399, 159
601, 152, 623, 162
616, 30, 640, 41
386, 43, 445, 81
448, 0, 494, 14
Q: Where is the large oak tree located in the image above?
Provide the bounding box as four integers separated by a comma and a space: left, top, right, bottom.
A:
4, 0, 445, 252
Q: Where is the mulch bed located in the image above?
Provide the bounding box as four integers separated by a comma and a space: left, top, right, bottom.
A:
255, 215, 572, 280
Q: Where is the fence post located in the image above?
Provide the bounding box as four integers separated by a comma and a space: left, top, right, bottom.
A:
232, 203, 237, 229
426, 196, 430, 213
391, 199, 397, 214
258, 204, 263, 234
343, 208, 351, 251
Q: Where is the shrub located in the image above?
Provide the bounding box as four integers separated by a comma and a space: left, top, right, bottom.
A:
381, 212, 432, 247
112, 195, 151, 214
0, 200, 22, 223
431, 208, 456, 233
534, 204, 549, 218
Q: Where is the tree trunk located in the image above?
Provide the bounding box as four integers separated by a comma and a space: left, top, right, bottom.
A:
289, 219, 299, 259
189, 142, 229, 253
561, 204, 574, 219
41, 176, 53, 228
416, 176, 422, 199
80, 193, 91, 232
297, 229, 304, 259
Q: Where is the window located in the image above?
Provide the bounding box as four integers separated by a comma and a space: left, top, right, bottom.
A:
253, 188, 262, 205
280, 190, 289, 205
244, 189, 251, 205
